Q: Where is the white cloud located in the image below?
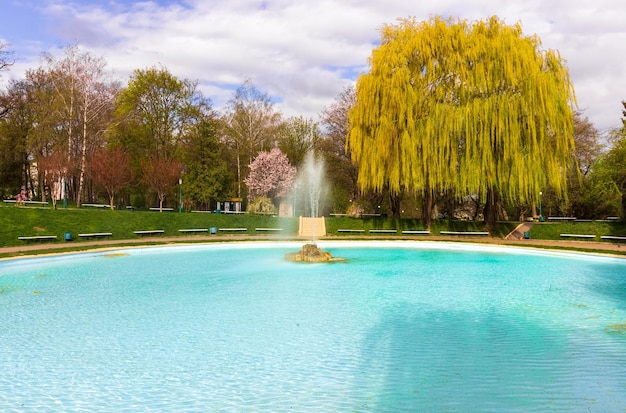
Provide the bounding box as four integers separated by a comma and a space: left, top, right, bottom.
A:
2, 0, 625, 132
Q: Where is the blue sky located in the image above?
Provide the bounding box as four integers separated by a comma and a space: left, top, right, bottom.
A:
1, 0, 625, 133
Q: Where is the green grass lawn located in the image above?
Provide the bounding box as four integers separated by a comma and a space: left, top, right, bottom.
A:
0, 205, 298, 247
1, 204, 624, 249
528, 220, 626, 239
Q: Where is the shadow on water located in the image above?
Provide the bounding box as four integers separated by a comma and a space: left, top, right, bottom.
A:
356, 303, 614, 412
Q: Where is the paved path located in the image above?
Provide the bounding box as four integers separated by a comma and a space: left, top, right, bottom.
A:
2, 233, 625, 259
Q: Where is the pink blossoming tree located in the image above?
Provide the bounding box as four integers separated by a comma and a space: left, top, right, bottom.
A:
245, 147, 296, 203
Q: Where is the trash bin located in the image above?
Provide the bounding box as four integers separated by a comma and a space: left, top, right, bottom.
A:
523, 231, 531, 239
210, 227, 217, 235
64, 232, 73, 241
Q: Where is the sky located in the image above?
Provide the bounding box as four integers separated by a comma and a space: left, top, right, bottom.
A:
1, 0, 625, 134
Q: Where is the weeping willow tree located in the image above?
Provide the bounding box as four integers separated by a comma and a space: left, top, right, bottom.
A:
348, 16, 576, 228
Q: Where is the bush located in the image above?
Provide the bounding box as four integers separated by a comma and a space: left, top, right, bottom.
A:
246, 196, 277, 215
347, 201, 366, 218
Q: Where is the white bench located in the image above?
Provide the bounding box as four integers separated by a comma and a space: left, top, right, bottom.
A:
440, 231, 489, 236
337, 229, 365, 233
78, 232, 113, 239
218, 228, 247, 232
329, 213, 347, 217
178, 228, 208, 234
548, 217, 576, 221
134, 230, 165, 236
369, 229, 397, 233
150, 207, 173, 211
402, 230, 431, 235
255, 228, 283, 232
560, 233, 596, 239
18, 235, 58, 242
600, 235, 626, 242
6, 200, 49, 206
82, 203, 108, 208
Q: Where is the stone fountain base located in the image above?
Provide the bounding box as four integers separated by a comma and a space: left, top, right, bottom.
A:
284, 243, 345, 263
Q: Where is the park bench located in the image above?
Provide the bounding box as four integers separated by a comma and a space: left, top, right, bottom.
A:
548, 217, 576, 221
18, 235, 58, 242
149, 207, 173, 211
440, 231, 489, 236
78, 232, 113, 239
134, 230, 165, 236
255, 228, 283, 232
401, 230, 431, 235
560, 233, 596, 240
178, 228, 209, 234
218, 228, 247, 232
82, 203, 108, 208
5, 200, 49, 206
369, 229, 397, 234
600, 235, 626, 242
337, 229, 365, 233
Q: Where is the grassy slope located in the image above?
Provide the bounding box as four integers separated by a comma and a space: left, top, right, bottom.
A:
2, 204, 624, 248
0, 205, 298, 247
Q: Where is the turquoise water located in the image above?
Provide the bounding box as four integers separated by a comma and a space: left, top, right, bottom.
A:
1, 241, 625, 412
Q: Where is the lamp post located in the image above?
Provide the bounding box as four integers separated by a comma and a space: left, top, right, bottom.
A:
539, 191, 544, 222
179, 178, 183, 213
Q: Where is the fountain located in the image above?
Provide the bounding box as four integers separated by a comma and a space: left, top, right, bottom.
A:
284, 242, 345, 262
286, 152, 339, 262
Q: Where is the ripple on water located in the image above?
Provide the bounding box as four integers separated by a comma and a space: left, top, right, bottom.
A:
1, 242, 625, 412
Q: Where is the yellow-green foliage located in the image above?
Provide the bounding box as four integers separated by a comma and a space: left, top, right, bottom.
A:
348, 16, 576, 205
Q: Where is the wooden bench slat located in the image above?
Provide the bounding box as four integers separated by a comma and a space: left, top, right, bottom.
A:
600, 235, 626, 241
134, 230, 165, 235
78, 233, 113, 238
560, 233, 596, 239
18, 235, 58, 241
440, 231, 489, 236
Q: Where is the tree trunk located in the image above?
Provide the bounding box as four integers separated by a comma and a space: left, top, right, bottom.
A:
389, 192, 401, 218
421, 189, 434, 230
483, 188, 498, 230
76, 105, 88, 208
236, 150, 241, 199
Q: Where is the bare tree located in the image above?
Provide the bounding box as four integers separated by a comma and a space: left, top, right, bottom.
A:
222, 80, 282, 198
44, 45, 118, 206
0, 41, 15, 119
141, 155, 182, 211
37, 150, 70, 209
0, 41, 14, 73
88, 147, 132, 210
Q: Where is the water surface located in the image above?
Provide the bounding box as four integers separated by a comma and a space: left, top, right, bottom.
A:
1, 242, 625, 412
